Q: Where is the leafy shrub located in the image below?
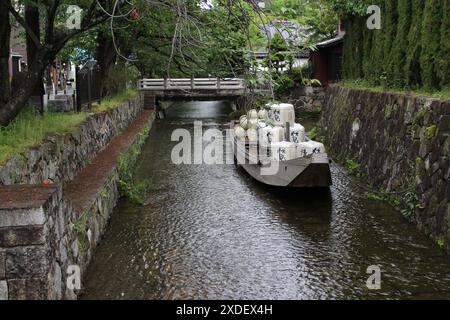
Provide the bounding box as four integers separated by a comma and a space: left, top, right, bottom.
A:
344, 159, 360, 177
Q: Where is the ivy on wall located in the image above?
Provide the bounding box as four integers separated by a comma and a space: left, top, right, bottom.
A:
340, 0, 449, 91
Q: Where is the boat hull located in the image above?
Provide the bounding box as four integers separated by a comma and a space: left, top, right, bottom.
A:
232, 137, 332, 188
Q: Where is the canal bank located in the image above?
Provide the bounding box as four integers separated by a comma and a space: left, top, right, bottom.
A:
320, 86, 450, 253
82, 100, 450, 300
0, 95, 155, 299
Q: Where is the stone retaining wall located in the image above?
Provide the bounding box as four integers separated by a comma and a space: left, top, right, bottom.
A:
279, 86, 326, 113
0, 95, 155, 299
0, 126, 146, 299
0, 95, 143, 186
320, 86, 449, 252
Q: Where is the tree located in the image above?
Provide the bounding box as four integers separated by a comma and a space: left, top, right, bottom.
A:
0, 0, 11, 108
389, 0, 411, 88
437, 0, 450, 89
420, 0, 442, 90
382, 0, 398, 83
0, 0, 111, 126
404, 0, 424, 88
25, 3, 44, 112
264, 32, 293, 72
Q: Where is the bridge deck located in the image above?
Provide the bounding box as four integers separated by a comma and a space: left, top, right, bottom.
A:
139, 78, 246, 98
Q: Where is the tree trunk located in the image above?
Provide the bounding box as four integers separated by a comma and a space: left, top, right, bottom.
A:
96, 31, 117, 97
0, 0, 11, 109
0, 54, 46, 125
25, 4, 44, 113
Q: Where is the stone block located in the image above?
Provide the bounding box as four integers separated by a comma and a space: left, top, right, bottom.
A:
0, 208, 45, 228
0, 226, 45, 247
5, 246, 49, 279
47, 96, 74, 112
0, 280, 7, 300
7, 278, 47, 300
0, 251, 5, 280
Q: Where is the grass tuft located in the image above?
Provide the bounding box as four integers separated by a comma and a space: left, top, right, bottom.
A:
0, 90, 138, 165
91, 89, 137, 113
340, 80, 450, 100
0, 110, 87, 165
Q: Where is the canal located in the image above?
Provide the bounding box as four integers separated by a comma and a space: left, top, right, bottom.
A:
82, 101, 450, 300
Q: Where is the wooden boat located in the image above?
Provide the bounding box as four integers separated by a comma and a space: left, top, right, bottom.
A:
230, 126, 332, 188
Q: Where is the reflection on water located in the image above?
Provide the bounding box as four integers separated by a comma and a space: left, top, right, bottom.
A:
82, 101, 450, 300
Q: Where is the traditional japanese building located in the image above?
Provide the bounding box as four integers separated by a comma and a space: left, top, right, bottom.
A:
310, 19, 345, 86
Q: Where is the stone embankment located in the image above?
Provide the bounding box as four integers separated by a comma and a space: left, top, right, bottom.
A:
0, 94, 155, 299
320, 86, 449, 253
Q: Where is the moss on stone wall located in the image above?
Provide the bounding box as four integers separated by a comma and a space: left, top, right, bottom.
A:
117, 123, 152, 204
424, 125, 437, 140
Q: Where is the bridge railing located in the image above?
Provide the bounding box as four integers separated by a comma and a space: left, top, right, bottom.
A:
139, 78, 246, 91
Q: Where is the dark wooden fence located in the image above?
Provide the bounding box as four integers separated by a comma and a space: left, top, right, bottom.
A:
75, 61, 101, 111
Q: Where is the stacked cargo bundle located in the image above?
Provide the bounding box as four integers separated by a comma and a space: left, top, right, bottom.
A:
233, 102, 326, 162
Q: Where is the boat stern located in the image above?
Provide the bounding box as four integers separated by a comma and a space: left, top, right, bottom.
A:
288, 153, 332, 187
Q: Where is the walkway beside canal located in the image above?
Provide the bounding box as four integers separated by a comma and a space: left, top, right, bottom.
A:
0, 97, 155, 300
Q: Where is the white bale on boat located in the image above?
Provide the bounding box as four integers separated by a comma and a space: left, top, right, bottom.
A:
258, 109, 268, 120
239, 116, 248, 129
234, 125, 246, 140
290, 123, 306, 143
247, 109, 258, 119
258, 126, 272, 146
270, 141, 297, 162
309, 141, 326, 153
257, 120, 267, 129
296, 141, 326, 157
247, 128, 258, 143
271, 126, 285, 143
258, 126, 284, 146
247, 118, 258, 129
268, 103, 295, 127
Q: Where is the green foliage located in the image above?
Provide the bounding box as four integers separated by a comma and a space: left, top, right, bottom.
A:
91, 89, 137, 113
436, 239, 445, 248
389, 0, 411, 88
400, 185, 421, 221
272, 64, 321, 96
420, 1, 442, 91
342, 15, 364, 79
365, 192, 387, 202
73, 209, 90, 253
264, 32, 293, 72
102, 63, 140, 97
0, 109, 87, 165
328, 0, 368, 15
437, 0, 450, 89
382, 1, 398, 83
344, 159, 360, 176
424, 125, 437, 140
405, 0, 424, 89
253, 0, 339, 46
341, 0, 448, 92
341, 79, 450, 99
308, 127, 319, 141
273, 73, 296, 95
117, 125, 151, 205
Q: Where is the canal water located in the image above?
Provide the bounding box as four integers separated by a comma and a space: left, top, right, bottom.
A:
82, 101, 450, 300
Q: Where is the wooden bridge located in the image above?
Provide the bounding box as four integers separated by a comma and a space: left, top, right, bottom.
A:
139, 78, 246, 100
